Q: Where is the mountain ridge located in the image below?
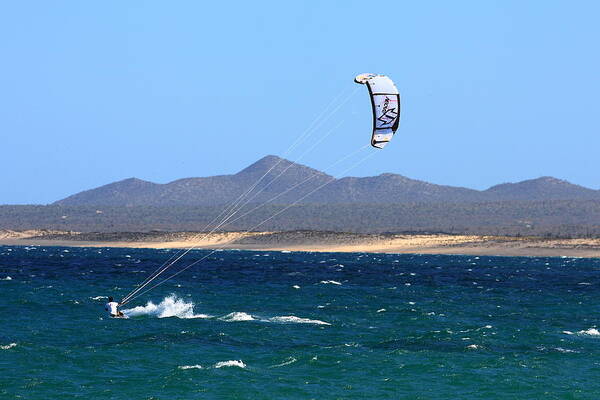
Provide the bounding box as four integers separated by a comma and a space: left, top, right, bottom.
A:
53, 155, 600, 206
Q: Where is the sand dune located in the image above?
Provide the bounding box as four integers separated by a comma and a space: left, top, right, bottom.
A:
1, 229, 600, 257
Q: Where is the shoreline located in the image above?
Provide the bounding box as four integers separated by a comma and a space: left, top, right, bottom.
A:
2, 230, 600, 258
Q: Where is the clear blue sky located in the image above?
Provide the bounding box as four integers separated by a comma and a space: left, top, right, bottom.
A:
1, 1, 598, 204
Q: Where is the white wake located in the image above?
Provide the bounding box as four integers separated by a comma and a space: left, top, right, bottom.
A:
123, 295, 210, 319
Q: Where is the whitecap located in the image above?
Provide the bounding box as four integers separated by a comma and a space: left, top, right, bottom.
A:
179, 364, 203, 370
562, 330, 574, 335
219, 312, 256, 322
555, 347, 577, 353
292, 285, 300, 289
90, 296, 106, 300
281, 250, 291, 253
319, 280, 341, 285
1, 343, 16, 350
466, 344, 479, 350
214, 360, 246, 369
122, 295, 209, 319
270, 357, 297, 368
269, 315, 331, 326
578, 328, 600, 336
376, 309, 386, 313
1, 276, 12, 281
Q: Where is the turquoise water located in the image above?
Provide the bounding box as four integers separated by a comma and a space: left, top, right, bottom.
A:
1, 246, 600, 399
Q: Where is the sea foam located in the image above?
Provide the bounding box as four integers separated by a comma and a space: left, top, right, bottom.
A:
214, 360, 246, 369
219, 312, 256, 322
1, 343, 17, 350
178, 364, 203, 370
123, 295, 209, 319
270, 357, 297, 368
578, 328, 600, 336
319, 280, 342, 285
269, 315, 331, 326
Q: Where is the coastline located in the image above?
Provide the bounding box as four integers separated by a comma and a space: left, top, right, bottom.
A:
2, 229, 600, 258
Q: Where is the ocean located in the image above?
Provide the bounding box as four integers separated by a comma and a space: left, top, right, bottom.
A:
1, 246, 600, 399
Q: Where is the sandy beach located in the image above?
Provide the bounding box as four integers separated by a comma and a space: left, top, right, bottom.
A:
2, 229, 600, 258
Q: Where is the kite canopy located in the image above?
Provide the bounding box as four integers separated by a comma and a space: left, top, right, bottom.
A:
355, 73, 400, 149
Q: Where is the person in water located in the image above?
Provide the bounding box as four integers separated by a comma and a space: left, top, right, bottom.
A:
105, 296, 124, 317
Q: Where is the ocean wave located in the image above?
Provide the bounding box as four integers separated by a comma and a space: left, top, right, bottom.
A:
269, 315, 331, 326
563, 328, 600, 336
123, 295, 210, 319
1, 343, 17, 350
179, 360, 247, 370
578, 328, 600, 336
219, 312, 256, 322
1, 276, 12, 281
554, 347, 578, 353
179, 364, 203, 370
214, 360, 246, 369
270, 357, 297, 368
319, 280, 342, 285
90, 296, 106, 301
537, 345, 579, 354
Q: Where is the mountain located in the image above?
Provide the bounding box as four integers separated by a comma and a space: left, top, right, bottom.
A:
54, 156, 331, 207
312, 174, 486, 203
483, 177, 600, 201
53, 155, 600, 206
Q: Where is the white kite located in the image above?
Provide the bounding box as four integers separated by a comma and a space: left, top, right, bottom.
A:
354, 73, 400, 149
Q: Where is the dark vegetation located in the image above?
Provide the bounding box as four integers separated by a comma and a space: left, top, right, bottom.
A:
2, 200, 600, 238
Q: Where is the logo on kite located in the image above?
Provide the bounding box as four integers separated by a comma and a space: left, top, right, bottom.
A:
377, 97, 398, 127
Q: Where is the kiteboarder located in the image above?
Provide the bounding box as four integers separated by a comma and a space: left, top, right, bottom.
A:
105, 296, 125, 318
